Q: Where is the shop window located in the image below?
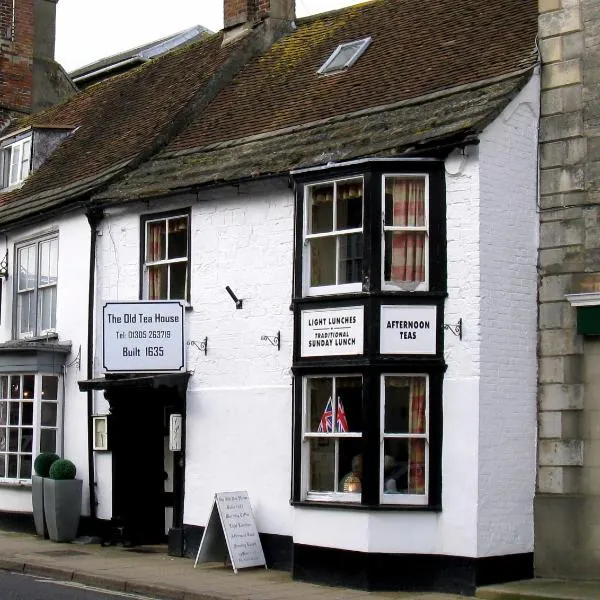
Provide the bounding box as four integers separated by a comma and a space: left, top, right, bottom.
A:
381, 374, 428, 505
302, 375, 363, 501
0, 136, 31, 190
142, 213, 189, 301
382, 175, 428, 291
303, 178, 363, 296
0, 374, 61, 481
15, 235, 58, 339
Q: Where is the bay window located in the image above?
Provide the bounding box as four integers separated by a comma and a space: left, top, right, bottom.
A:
16, 236, 58, 338
0, 374, 60, 481
142, 212, 189, 301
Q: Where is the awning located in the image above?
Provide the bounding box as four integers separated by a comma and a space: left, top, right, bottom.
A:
78, 371, 191, 392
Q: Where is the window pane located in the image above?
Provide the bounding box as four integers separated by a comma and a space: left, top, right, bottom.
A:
21, 402, 33, 426
9, 144, 21, 185
41, 403, 57, 427
38, 286, 57, 331
308, 438, 334, 492
0, 429, 6, 451
20, 455, 31, 479
9, 377, 20, 399
169, 262, 187, 300
8, 429, 18, 451
148, 264, 168, 300
22, 375, 34, 400
21, 428, 33, 452
18, 291, 35, 336
338, 233, 362, 284
336, 180, 362, 230
339, 444, 363, 493
167, 217, 188, 259
20, 139, 31, 180
40, 429, 56, 453
7, 455, 17, 478
0, 456, 5, 477
42, 376, 58, 400
308, 183, 333, 234
335, 377, 362, 433
385, 376, 426, 434
0, 377, 7, 399
0, 402, 6, 425
384, 231, 426, 286
383, 438, 426, 495
18, 245, 35, 291
38, 240, 50, 286
146, 221, 166, 262
384, 177, 425, 227
8, 404, 18, 426
309, 236, 336, 287
309, 378, 332, 433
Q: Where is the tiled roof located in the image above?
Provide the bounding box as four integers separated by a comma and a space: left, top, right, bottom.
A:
165, 0, 538, 153
0, 0, 538, 226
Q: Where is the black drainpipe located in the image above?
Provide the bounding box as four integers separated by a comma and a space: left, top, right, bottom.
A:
85, 208, 103, 522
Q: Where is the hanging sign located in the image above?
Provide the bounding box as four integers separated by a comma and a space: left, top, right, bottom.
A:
380, 305, 437, 354
300, 306, 364, 357
102, 301, 185, 372
194, 491, 266, 574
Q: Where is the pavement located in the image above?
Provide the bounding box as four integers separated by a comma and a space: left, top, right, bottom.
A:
0, 529, 597, 600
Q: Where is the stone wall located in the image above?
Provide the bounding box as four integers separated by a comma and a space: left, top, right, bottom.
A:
537, 0, 600, 578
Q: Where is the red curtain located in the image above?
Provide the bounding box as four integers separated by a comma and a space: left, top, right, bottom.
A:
408, 377, 426, 494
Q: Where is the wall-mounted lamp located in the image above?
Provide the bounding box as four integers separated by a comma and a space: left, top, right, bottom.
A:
225, 286, 243, 309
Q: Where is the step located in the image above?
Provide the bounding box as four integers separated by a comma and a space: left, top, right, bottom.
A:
477, 580, 600, 600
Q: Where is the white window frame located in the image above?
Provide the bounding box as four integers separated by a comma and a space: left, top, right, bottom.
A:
318, 37, 372, 75
303, 177, 364, 297
0, 373, 63, 483
15, 235, 59, 339
381, 173, 430, 292
1, 136, 32, 190
380, 373, 429, 506
142, 214, 189, 301
301, 374, 362, 503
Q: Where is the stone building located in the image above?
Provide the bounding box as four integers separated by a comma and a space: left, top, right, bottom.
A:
537, 0, 600, 579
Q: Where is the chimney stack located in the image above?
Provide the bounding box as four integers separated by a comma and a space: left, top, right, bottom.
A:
223, 0, 295, 32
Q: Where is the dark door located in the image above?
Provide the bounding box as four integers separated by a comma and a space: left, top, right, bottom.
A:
110, 387, 167, 545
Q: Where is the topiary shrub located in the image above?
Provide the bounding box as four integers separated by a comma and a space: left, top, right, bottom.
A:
33, 452, 60, 477
48, 458, 76, 481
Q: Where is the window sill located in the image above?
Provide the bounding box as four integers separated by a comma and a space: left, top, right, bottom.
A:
0, 480, 31, 489
293, 290, 448, 304
16, 332, 59, 342
291, 499, 441, 512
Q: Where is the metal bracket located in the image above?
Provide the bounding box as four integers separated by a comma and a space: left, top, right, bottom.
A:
261, 331, 280, 351
0, 250, 8, 279
65, 345, 82, 370
187, 337, 208, 356
443, 318, 462, 340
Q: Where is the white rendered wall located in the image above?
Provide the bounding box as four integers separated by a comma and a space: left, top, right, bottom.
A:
0, 213, 91, 515
477, 71, 540, 556
94, 179, 295, 533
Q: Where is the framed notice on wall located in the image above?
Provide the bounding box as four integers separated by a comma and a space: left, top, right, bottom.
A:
380, 305, 437, 355
300, 306, 364, 357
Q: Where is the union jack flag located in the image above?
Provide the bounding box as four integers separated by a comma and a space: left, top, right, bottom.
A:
317, 397, 349, 433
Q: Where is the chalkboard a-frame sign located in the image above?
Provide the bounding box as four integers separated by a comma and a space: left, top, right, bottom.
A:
194, 491, 267, 574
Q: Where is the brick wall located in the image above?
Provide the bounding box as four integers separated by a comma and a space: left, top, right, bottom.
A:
0, 0, 33, 116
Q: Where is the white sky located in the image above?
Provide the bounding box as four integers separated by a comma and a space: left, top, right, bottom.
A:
55, 0, 361, 72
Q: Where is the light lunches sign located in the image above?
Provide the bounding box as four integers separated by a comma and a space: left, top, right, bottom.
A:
380, 305, 437, 355
301, 306, 364, 357
103, 301, 185, 372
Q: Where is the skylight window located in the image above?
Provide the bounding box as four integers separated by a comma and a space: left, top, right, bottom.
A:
318, 37, 372, 75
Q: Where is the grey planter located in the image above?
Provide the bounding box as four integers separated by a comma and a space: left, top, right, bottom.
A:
31, 475, 47, 537
43, 478, 82, 542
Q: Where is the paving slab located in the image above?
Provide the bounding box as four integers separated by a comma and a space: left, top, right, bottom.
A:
477, 580, 600, 600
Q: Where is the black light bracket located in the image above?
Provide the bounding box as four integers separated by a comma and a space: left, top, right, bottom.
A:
225, 286, 243, 309
443, 318, 463, 340
0, 250, 8, 279
261, 331, 280, 351
187, 337, 208, 356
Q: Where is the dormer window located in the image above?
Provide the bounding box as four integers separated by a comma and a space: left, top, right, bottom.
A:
1, 136, 32, 190
318, 37, 372, 75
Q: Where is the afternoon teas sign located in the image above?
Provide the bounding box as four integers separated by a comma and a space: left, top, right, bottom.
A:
301, 306, 364, 357
380, 305, 437, 354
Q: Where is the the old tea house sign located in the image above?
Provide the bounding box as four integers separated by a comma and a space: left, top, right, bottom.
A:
103, 301, 185, 372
